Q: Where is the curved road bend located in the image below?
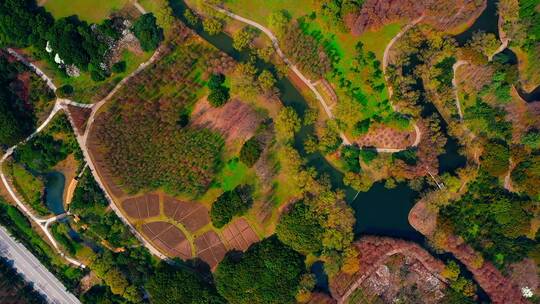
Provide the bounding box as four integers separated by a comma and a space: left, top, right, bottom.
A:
0, 226, 80, 304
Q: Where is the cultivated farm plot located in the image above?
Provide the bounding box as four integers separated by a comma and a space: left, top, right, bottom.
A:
355, 124, 415, 149
221, 218, 259, 252
194, 231, 227, 270
142, 221, 192, 259
163, 196, 210, 233
121, 194, 160, 219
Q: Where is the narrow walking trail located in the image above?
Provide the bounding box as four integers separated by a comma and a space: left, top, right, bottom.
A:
452, 60, 468, 121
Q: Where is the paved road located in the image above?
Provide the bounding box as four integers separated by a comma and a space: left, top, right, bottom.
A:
0, 226, 80, 304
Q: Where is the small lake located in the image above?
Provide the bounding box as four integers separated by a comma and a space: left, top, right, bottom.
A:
44, 171, 66, 215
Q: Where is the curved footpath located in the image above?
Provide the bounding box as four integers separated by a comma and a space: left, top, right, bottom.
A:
211, 5, 426, 151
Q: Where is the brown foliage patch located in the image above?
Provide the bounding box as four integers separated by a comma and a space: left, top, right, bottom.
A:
163, 196, 210, 233
443, 234, 529, 304
221, 218, 259, 252
194, 231, 227, 270
191, 99, 262, 144
142, 221, 192, 259
347, 0, 485, 35
66, 105, 92, 135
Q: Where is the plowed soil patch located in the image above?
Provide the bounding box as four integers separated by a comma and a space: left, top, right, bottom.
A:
195, 231, 227, 270
191, 99, 262, 143
163, 196, 210, 233
142, 221, 192, 259
222, 218, 259, 252
121, 194, 160, 219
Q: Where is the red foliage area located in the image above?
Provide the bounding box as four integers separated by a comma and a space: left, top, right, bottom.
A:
66, 105, 92, 135
443, 234, 528, 304
330, 236, 447, 302
346, 0, 485, 35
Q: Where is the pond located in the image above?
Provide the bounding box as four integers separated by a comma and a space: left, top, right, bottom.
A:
44, 171, 66, 215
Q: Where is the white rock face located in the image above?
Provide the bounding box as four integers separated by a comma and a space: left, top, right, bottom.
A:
45, 41, 52, 53
521, 287, 534, 298
65, 65, 81, 77
54, 53, 64, 64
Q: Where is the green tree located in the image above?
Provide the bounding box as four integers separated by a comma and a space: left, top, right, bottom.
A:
257, 70, 276, 92
203, 17, 223, 35
146, 262, 225, 304
211, 185, 253, 228
268, 10, 290, 36
215, 237, 305, 304
208, 86, 230, 107
132, 13, 164, 51
233, 27, 256, 51
276, 106, 301, 141
276, 201, 324, 253
480, 140, 509, 176
239, 138, 262, 167
521, 129, 540, 149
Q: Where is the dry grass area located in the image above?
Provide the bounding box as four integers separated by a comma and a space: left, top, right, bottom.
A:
191, 99, 263, 144
355, 123, 415, 149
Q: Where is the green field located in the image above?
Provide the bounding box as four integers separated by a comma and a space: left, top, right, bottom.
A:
43, 0, 129, 23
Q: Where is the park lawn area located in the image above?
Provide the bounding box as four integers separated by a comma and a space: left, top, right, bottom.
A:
5, 161, 49, 216
224, 0, 313, 25
31, 48, 152, 104
43, 0, 129, 23
218, 158, 252, 191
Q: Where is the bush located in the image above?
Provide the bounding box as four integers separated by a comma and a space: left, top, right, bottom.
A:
359, 148, 378, 163
207, 73, 230, 107
353, 119, 371, 136
111, 61, 126, 73
90, 69, 107, 82
203, 17, 223, 35
239, 137, 262, 167
211, 185, 253, 228
480, 140, 509, 176
58, 84, 74, 96
276, 201, 324, 253
521, 129, 540, 149
132, 13, 164, 51
208, 86, 230, 107
341, 145, 361, 173
392, 148, 418, 165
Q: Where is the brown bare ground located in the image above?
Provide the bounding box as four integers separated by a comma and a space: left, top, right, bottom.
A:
142, 221, 192, 259
86, 135, 126, 198
355, 123, 415, 149
66, 105, 92, 136
330, 236, 447, 303
308, 293, 336, 304
191, 99, 262, 143
163, 196, 210, 233
121, 194, 160, 219
194, 231, 227, 270
221, 218, 259, 252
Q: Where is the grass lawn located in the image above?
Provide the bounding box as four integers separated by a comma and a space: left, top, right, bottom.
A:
218, 158, 251, 191
224, 0, 311, 25
6, 161, 49, 216
43, 0, 129, 23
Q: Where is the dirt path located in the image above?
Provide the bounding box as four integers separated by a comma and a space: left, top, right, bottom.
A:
452, 60, 468, 121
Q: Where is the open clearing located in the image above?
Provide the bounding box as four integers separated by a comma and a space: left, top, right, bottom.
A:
222, 218, 259, 252
121, 194, 160, 219
142, 221, 192, 259
194, 231, 227, 270
42, 0, 129, 23
163, 196, 210, 233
